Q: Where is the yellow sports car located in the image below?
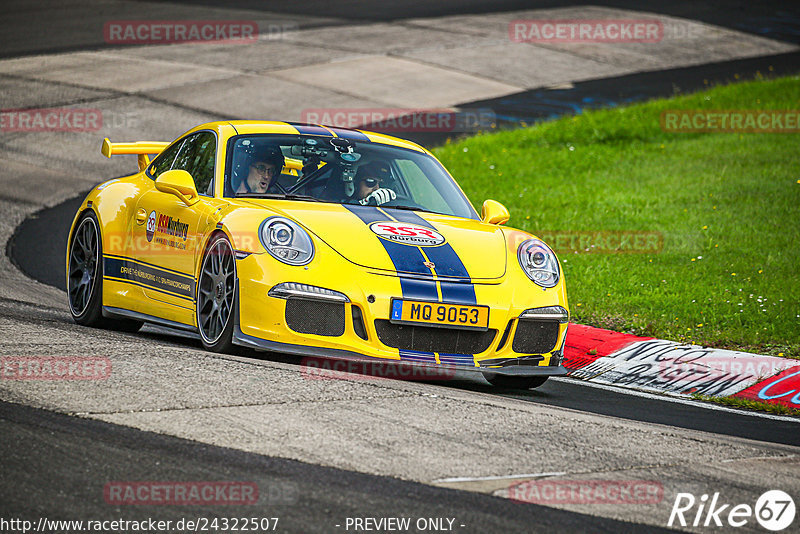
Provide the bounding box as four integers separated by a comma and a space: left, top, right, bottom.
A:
67, 121, 568, 389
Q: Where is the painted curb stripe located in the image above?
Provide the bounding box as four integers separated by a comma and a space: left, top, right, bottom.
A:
563, 323, 651, 370
733, 367, 800, 409
564, 323, 800, 408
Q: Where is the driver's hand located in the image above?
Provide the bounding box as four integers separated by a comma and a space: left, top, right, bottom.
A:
359, 188, 396, 206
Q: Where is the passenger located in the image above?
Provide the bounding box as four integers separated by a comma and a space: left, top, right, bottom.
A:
353, 161, 396, 206
236, 146, 285, 194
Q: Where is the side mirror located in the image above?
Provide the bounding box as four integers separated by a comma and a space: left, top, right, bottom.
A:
481, 199, 509, 225
155, 170, 199, 206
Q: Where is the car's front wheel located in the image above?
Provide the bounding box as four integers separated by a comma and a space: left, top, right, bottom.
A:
197, 233, 236, 353
484, 374, 549, 390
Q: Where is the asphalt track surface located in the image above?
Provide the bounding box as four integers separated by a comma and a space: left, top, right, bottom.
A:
0, 400, 679, 534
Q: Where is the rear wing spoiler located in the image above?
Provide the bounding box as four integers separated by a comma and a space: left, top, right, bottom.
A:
101, 138, 170, 171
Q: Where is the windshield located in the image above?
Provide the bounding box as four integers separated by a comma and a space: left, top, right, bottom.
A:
225, 134, 478, 220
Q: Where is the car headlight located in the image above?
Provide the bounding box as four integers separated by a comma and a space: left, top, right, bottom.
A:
518, 238, 560, 288
259, 217, 314, 266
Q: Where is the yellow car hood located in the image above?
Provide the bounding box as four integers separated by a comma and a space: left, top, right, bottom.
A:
242, 201, 507, 280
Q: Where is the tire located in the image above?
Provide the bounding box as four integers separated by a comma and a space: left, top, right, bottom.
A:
68, 212, 143, 333
196, 233, 236, 353
484, 374, 549, 390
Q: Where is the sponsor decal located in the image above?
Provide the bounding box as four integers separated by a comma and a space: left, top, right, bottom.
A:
146, 210, 157, 242
142, 211, 189, 249
103, 481, 258, 505
668, 490, 795, 530
345, 205, 476, 305
104, 256, 195, 300
156, 213, 189, 240
509, 479, 663, 505
370, 222, 445, 247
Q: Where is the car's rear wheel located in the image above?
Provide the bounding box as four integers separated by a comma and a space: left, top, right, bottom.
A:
197, 233, 236, 353
68, 212, 143, 332
484, 374, 549, 390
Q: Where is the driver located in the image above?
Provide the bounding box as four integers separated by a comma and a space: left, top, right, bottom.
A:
354, 161, 396, 206
236, 146, 285, 194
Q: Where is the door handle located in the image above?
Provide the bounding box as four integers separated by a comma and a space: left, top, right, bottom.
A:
135, 208, 147, 225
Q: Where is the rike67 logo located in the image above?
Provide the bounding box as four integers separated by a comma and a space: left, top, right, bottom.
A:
668, 490, 796, 531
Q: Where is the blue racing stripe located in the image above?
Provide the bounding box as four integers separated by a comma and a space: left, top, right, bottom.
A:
437, 281, 476, 305
387, 210, 477, 304
286, 122, 333, 136
398, 277, 438, 301
344, 205, 438, 301
399, 350, 437, 363
328, 127, 370, 142
438, 353, 476, 366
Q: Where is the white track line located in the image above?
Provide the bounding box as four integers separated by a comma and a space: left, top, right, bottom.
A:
433, 472, 566, 484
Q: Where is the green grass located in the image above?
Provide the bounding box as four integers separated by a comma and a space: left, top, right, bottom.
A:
434, 75, 800, 358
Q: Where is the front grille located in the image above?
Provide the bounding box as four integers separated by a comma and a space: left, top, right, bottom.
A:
374, 320, 496, 354
512, 320, 560, 354
285, 298, 345, 336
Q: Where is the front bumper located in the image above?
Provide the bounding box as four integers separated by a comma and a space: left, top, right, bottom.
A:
232, 250, 568, 377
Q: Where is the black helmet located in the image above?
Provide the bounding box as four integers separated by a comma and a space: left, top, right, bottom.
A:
355, 160, 391, 187
248, 145, 285, 172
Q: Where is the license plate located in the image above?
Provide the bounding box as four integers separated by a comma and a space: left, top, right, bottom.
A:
390, 299, 489, 330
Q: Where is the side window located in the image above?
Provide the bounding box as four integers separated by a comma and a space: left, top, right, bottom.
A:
172, 132, 216, 195
147, 139, 184, 178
